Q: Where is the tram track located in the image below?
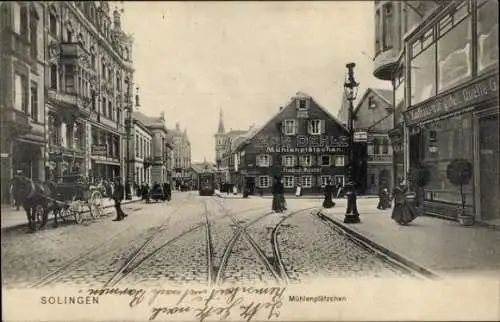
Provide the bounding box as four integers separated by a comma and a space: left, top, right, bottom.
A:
210, 197, 318, 285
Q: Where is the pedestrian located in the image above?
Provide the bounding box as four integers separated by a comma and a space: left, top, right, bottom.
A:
271, 176, 284, 213
322, 179, 336, 208
295, 184, 302, 198
377, 186, 391, 210
232, 185, 238, 195
390, 182, 417, 225
280, 178, 287, 211
112, 178, 127, 221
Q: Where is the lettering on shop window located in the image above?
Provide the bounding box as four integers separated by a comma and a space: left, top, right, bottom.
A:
404, 75, 498, 124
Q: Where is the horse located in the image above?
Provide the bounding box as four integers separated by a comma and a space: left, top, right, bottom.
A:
11, 176, 63, 232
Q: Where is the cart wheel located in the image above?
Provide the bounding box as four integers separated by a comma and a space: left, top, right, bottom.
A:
89, 190, 103, 219
35, 205, 45, 228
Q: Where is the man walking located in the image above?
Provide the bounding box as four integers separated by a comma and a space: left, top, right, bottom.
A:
112, 178, 127, 221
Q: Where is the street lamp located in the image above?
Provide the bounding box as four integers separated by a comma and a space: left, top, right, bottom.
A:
125, 83, 140, 200
343, 62, 361, 224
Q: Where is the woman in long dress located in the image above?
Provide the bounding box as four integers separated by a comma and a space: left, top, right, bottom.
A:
377, 187, 390, 210
322, 179, 336, 208
295, 184, 302, 198
391, 184, 418, 225
272, 176, 284, 213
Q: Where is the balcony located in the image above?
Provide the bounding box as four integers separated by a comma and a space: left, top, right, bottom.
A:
58, 42, 88, 62
47, 89, 91, 119
373, 48, 399, 81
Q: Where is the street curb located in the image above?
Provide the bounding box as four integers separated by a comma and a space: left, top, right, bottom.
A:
1, 199, 142, 231
316, 210, 440, 280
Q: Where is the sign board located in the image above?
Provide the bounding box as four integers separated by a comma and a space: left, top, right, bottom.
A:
404, 74, 498, 125
283, 167, 322, 174
254, 134, 349, 151
368, 155, 392, 162
353, 131, 368, 142
1, 153, 8, 158
91, 144, 107, 156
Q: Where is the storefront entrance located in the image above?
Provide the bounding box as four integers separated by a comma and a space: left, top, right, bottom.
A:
477, 112, 499, 225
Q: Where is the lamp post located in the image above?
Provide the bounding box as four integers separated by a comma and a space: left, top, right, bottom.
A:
343, 62, 361, 224
125, 83, 140, 200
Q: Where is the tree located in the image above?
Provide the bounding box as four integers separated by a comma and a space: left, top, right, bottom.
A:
446, 159, 472, 211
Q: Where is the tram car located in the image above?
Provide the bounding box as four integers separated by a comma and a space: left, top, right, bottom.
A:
198, 172, 215, 196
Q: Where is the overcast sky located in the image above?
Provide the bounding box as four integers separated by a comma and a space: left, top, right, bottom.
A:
121, 1, 390, 163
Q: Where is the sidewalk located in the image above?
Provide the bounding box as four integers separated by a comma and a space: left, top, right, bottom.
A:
320, 203, 500, 279
220, 193, 378, 199
1, 197, 142, 230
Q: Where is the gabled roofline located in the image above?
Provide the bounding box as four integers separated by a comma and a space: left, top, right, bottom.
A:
353, 88, 393, 115
132, 119, 153, 136
233, 93, 349, 152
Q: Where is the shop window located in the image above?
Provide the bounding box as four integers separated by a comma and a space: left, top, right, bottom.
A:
301, 176, 312, 188
283, 176, 294, 188
334, 175, 345, 186
410, 42, 436, 105
258, 176, 269, 188
477, 0, 499, 73
437, 10, 472, 92
30, 82, 38, 122
422, 114, 473, 205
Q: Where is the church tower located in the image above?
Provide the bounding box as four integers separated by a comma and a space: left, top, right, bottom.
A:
214, 108, 226, 163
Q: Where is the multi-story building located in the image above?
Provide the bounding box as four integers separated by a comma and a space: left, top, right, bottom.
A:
43, 2, 134, 183
213, 109, 247, 187
233, 92, 350, 195
0, 2, 47, 203
374, 0, 499, 225
133, 111, 168, 184
339, 88, 395, 194
167, 122, 191, 189
130, 112, 152, 185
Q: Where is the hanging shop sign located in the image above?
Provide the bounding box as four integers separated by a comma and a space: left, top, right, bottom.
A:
404, 74, 498, 125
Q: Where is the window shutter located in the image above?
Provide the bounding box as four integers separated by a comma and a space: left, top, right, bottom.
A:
281, 155, 285, 166
268, 154, 273, 166
317, 155, 322, 166
294, 120, 299, 135
297, 155, 302, 167
320, 120, 326, 134
316, 175, 322, 187
307, 120, 311, 134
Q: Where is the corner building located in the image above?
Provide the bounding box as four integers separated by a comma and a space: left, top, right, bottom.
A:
45, 2, 134, 182
234, 93, 350, 195
374, 0, 499, 225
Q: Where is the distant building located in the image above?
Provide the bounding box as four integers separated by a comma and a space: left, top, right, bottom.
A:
130, 113, 153, 185
213, 109, 247, 188
233, 92, 350, 195
167, 123, 191, 189
190, 159, 215, 190
338, 88, 395, 194
133, 111, 168, 184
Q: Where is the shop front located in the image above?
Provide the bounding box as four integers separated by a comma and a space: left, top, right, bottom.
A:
403, 0, 499, 223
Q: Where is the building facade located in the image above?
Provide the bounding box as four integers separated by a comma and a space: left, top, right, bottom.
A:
339, 88, 395, 194
167, 122, 191, 189
44, 2, 134, 183
374, 0, 499, 225
233, 92, 350, 195
130, 115, 152, 185
0, 1, 47, 204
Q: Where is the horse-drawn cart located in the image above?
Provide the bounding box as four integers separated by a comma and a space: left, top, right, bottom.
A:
50, 175, 104, 225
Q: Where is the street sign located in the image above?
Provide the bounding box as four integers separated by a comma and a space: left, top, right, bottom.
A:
353, 131, 368, 142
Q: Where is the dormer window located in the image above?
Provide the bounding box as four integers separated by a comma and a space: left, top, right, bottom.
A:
298, 99, 308, 110
368, 96, 377, 109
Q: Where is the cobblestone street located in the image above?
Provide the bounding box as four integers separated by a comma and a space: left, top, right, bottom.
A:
1, 192, 417, 290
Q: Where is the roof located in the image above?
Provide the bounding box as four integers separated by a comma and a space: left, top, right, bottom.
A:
354, 88, 393, 114
190, 162, 216, 174
234, 92, 349, 151
133, 111, 167, 133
